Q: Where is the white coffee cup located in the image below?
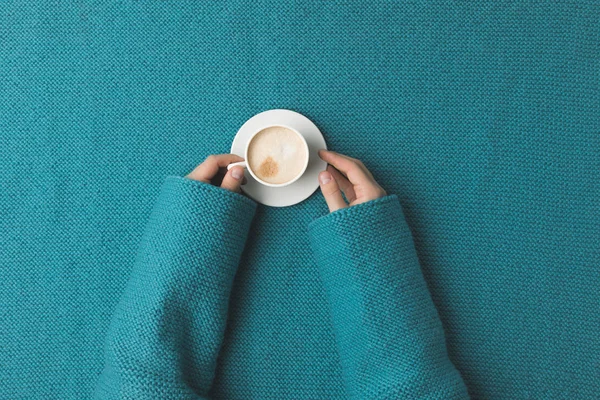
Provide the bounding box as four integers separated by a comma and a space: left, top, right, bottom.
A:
227, 124, 310, 188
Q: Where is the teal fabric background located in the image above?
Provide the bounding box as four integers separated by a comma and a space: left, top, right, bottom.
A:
0, 1, 598, 398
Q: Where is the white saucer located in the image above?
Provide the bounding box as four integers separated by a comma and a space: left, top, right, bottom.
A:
230, 109, 327, 207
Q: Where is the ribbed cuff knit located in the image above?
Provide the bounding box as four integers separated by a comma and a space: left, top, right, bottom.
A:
308, 194, 469, 400
94, 175, 257, 400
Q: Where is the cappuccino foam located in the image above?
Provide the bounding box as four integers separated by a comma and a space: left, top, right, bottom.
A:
247, 126, 307, 184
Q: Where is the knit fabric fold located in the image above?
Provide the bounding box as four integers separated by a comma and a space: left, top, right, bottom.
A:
307, 195, 470, 399
94, 176, 257, 399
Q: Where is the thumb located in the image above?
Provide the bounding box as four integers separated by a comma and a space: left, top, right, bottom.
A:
319, 170, 348, 213
221, 166, 244, 193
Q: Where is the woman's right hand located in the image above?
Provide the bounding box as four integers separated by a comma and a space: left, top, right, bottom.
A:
186, 154, 248, 194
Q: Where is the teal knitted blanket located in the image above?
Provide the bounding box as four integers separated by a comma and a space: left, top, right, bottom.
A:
1, 2, 598, 399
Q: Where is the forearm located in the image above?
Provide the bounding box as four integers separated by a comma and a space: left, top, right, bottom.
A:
308, 194, 469, 399
94, 176, 257, 399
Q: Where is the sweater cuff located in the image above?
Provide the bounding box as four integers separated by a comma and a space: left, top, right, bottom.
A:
307, 194, 468, 399
146, 175, 258, 283
307, 194, 410, 268
307, 193, 403, 236
160, 174, 257, 224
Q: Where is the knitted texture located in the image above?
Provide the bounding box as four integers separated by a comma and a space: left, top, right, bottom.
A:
307, 194, 469, 399
94, 176, 258, 399
1, 1, 599, 399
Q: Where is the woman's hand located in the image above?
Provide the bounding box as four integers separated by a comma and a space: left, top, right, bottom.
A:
317, 149, 387, 213
186, 154, 248, 193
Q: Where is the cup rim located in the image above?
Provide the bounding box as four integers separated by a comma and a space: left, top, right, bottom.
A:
244, 124, 310, 188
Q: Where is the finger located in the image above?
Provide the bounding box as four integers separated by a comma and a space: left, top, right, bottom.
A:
318, 170, 348, 213
325, 150, 374, 179
215, 167, 247, 185
327, 164, 357, 203
187, 154, 244, 183
317, 150, 372, 186
220, 166, 245, 193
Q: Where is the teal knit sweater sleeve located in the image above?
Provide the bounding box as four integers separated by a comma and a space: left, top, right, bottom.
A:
307, 194, 470, 400
93, 175, 257, 399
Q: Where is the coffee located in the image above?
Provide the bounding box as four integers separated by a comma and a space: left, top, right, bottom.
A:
247, 126, 307, 185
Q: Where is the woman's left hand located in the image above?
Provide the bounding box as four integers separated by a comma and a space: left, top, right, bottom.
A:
316, 149, 388, 213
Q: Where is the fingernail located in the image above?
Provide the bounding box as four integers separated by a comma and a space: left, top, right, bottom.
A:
319, 171, 331, 185
232, 168, 243, 180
